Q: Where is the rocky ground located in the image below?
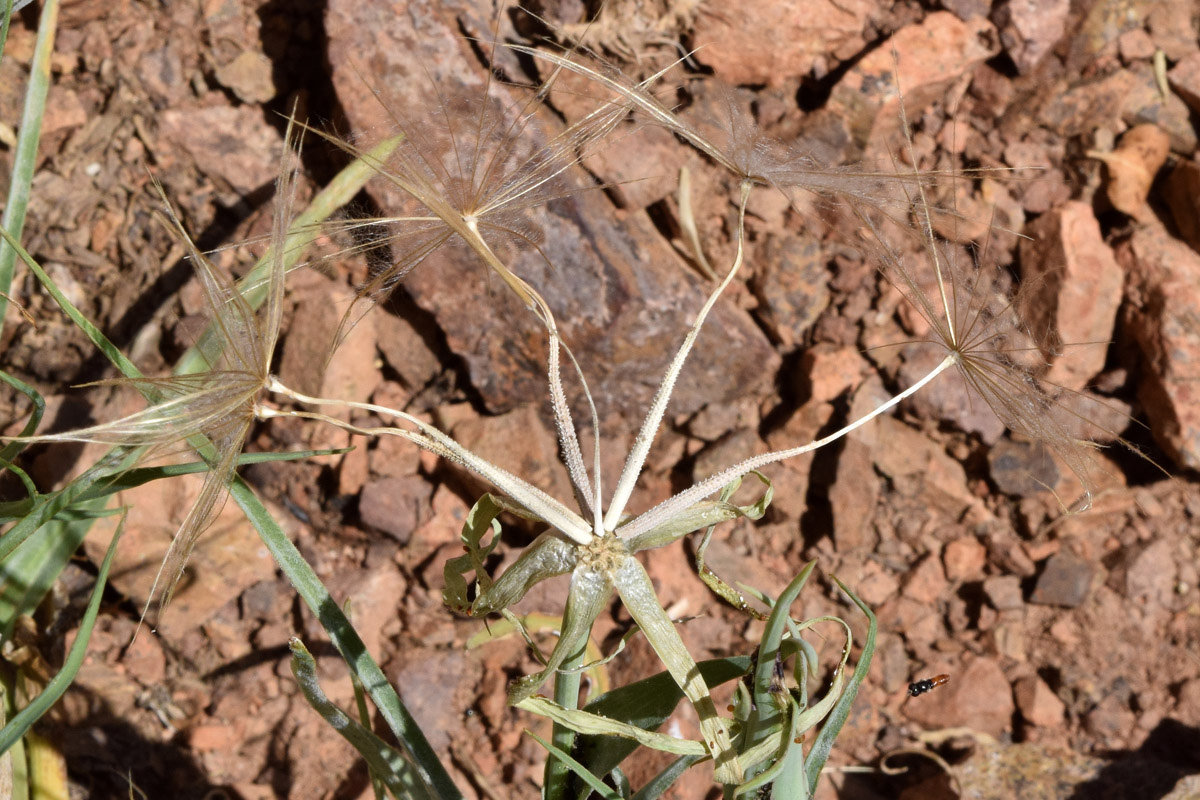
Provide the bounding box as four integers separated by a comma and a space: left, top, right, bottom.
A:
1, 0, 1199, 798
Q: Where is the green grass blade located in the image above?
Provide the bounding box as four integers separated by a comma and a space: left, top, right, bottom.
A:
0, 371, 44, 464
0, 448, 141, 562
0, 226, 142, 382
526, 730, 622, 800
345, 601, 387, 800
0, 509, 122, 756
0, 448, 351, 523
803, 577, 876, 794
0, 497, 104, 642
743, 560, 816, 772
289, 637, 433, 800
0, 0, 16, 67
228, 477, 461, 799
0, 0, 59, 336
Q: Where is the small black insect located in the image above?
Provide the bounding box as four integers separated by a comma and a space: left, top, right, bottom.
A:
907, 674, 950, 697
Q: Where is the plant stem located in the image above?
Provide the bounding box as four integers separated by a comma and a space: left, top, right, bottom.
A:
544, 638, 588, 799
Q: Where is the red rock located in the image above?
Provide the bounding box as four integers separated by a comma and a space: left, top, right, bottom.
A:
406, 484, 469, 568
988, 438, 1061, 498
903, 655, 1015, 736
994, 0, 1070, 73
41, 87, 88, 134
982, 575, 1024, 611
81, 474, 280, 634
157, 105, 282, 195
345, 566, 407, 659
871, 414, 986, 523
214, 50, 276, 103
692, 429, 764, 487
368, 428, 422, 479
982, 523, 1037, 577
1118, 28, 1157, 62
585, 123, 689, 210
337, 442, 369, 496
830, 438, 879, 551
903, 554, 949, 605
855, 559, 901, 607
687, 397, 757, 442
985, 621, 1028, 662
1177, 678, 1200, 717
1019, 202, 1123, 391
278, 272, 380, 404
762, 400, 832, 520
390, 646, 483, 753
751, 234, 831, 349
1169, 53, 1200, 116
1120, 225, 1200, 469
943, 536, 987, 583
325, 0, 779, 420
374, 307, 444, 393
189, 723, 236, 753
691, 0, 873, 87
359, 475, 432, 544
827, 12, 998, 154
1030, 550, 1094, 608
1039, 66, 1197, 153
801, 344, 867, 404
1084, 695, 1136, 745
877, 597, 942, 648
1014, 675, 1066, 727
1149, 2, 1200, 61
122, 629, 167, 687
1123, 539, 1177, 608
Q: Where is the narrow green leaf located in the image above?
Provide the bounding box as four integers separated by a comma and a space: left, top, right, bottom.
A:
734, 693, 805, 798
0, 497, 104, 642
0, 226, 142, 383
344, 600, 387, 800
0, 0, 58, 336
0, 448, 141, 562
526, 730, 622, 800
0, 508, 122, 756
0, 0, 16, 66
229, 478, 461, 799
0, 371, 44, 465
743, 560, 816, 774
289, 637, 430, 800
0, 448, 350, 523
803, 577, 876, 794
544, 635, 588, 799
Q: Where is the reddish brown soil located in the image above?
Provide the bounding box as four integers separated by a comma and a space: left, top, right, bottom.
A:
1, 0, 1198, 799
